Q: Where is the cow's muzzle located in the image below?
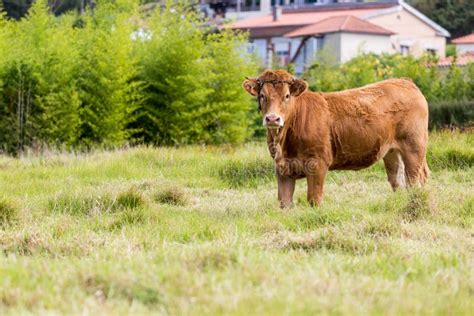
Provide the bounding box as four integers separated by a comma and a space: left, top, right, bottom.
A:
264, 113, 284, 128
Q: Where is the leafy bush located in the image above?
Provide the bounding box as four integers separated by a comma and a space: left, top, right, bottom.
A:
429, 100, 474, 129
74, 1, 143, 148
0, 0, 257, 154
0, 2, 81, 153
135, 2, 256, 145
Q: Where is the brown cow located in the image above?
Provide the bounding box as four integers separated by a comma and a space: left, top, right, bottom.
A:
243, 70, 429, 208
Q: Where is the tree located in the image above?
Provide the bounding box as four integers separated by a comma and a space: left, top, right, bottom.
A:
1, 0, 95, 19
408, 0, 474, 38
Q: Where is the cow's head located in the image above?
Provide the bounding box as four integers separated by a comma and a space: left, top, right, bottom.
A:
243, 70, 307, 129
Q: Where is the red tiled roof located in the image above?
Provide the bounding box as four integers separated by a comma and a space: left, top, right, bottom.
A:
231, 7, 387, 29
284, 15, 394, 37
437, 52, 474, 67
452, 33, 474, 44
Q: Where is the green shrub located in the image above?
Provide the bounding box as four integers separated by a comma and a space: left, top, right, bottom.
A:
429, 100, 474, 129
75, 2, 143, 147
134, 1, 256, 145
0, 0, 257, 154
0, 2, 81, 154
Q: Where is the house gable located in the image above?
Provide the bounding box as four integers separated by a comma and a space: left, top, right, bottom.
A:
366, 7, 447, 56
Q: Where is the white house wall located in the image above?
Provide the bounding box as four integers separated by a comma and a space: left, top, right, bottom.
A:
366, 8, 446, 57
456, 44, 474, 54
322, 33, 342, 63
252, 39, 267, 63
339, 32, 392, 63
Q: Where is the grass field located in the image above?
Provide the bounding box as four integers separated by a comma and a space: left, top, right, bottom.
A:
1, 131, 473, 315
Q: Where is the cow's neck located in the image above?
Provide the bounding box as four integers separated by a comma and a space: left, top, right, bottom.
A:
268, 107, 298, 160
267, 125, 289, 163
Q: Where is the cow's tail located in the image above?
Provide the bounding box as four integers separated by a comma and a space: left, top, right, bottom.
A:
421, 158, 430, 185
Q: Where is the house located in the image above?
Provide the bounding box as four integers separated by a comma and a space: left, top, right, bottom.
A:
199, 0, 271, 20
437, 52, 474, 68
452, 34, 474, 54
286, 15, 394, 72
230, 0, 450, 72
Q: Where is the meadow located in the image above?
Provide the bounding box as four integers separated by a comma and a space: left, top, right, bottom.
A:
0, 131, 473, 315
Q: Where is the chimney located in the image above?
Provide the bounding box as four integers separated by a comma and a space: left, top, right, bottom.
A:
273, 5, 282, 21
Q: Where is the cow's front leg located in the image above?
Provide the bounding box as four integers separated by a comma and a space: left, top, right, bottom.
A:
277, 174, 296, 208
306, 162, 328, 206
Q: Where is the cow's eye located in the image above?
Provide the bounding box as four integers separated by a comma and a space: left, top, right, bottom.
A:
285, 94, 290, 100
260, 94, 265, 100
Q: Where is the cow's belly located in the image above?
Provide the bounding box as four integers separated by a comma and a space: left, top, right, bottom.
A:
329, 143, 392, 170
329, 120, 394, 170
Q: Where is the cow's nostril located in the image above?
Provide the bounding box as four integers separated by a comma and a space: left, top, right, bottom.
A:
265, 116, 271, 122
275, 117, 281, 122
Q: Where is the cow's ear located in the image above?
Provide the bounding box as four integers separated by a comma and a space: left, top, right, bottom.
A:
243, 78, 259, 96
290, 79, 308, 97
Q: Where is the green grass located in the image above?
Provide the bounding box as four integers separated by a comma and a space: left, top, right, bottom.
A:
0, 131, 473, 315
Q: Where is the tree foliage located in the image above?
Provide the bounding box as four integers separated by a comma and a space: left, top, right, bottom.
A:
135, 1, 256, 145
407, 0, 474, 38
0, 0, 257, 154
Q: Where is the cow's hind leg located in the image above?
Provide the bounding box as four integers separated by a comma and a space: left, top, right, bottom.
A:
399, 137, 429, 187
383, 148, 406, 191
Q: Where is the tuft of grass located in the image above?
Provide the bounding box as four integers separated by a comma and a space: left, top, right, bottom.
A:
283, 208, 353, 231
0, 197, 18, 226
284, 230, 377, 255
269, 226, 387, 256
116, 188, 145, 209
186, 248, 239, 271
49, 188, 145, 216
109, 208, 148, 230
82, 273, 162, 306
217, 158, 274, 188
154, 186, 189, 206
1, 232, 49, 256
401, 189, 434, 222
460, 197, 474, 220
370, 189, 435, 222
364, 215, 400, 238
48, 193, 118, 216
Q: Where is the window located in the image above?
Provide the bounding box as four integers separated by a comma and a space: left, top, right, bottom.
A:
426, 48, 437, 55
400, 45, 410, 56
